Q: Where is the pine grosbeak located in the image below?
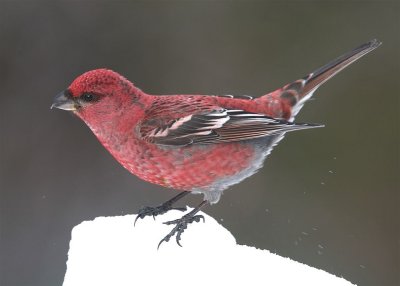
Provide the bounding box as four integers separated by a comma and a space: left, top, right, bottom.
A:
52, 40, 380, 247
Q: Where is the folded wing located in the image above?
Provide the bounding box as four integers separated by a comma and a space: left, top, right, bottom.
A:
141, 109, 323, 146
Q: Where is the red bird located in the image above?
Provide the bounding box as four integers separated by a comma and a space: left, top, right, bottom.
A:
52, 40, 380, 247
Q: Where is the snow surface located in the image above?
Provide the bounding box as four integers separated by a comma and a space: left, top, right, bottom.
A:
63, 209, 355, 286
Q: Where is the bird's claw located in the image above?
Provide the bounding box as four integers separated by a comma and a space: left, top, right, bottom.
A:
163, 214, 205, 225
157, 214, 205, 249
134, 205, 187, 226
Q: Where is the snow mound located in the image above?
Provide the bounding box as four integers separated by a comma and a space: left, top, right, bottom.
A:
63, 209, 354, 286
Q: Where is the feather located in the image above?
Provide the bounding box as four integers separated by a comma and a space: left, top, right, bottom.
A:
141, 109, 323, 146
280, 39, 382, 119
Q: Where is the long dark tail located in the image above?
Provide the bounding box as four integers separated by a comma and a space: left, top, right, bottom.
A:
280, 39, 381, 118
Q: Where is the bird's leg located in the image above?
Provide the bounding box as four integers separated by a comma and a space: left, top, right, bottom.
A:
158, 200, 209, 249
134, 191, 189, 225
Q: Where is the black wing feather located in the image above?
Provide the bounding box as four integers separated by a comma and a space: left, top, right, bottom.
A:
141, 109, 323, 146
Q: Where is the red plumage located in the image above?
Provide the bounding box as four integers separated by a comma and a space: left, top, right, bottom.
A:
52, 40, 380, 246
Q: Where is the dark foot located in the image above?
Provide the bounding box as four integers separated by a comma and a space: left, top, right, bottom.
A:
134, 192, 189, 226
158, 213, 205, 249
134, 205, 187, 226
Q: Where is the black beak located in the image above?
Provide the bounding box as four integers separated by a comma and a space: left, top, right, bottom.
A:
51, 90, 77, 111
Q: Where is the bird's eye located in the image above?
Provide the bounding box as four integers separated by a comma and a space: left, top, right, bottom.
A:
81, 93, 97, 102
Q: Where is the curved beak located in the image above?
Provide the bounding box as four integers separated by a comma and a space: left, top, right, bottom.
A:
51, 90, 77, 111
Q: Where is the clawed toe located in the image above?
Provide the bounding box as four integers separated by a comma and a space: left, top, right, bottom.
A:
158, 213, 206, 249
134, 205, 187, 226
134, 198, 208, 248
163, 214, 205, 225
134, 192, 189, 226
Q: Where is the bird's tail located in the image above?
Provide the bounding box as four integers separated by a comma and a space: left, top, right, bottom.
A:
269, 39, 381, 120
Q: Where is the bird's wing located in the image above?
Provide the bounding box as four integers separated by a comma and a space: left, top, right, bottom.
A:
140, 108, 323, 146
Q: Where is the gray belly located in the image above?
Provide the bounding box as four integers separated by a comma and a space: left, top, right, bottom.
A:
191, 133, 286, 204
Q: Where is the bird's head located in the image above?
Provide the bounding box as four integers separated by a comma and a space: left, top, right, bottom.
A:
52, 69, 147, 129
52, 69, 142, 111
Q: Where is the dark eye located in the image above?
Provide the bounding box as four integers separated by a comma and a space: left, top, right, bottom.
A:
81, 93, 97, 102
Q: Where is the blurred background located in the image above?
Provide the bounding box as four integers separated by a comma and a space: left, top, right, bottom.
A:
0, 1, 398, 286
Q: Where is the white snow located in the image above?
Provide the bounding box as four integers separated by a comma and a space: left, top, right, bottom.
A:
63, 209, 355, 286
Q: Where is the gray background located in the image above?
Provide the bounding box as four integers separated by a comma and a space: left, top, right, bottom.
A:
0, 1, 398, 286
